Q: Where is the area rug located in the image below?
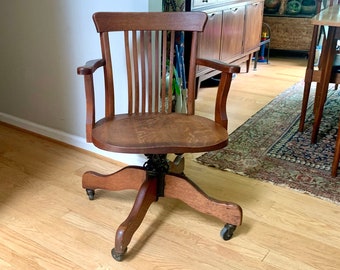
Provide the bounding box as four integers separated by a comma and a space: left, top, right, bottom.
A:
196, 80, 340, 204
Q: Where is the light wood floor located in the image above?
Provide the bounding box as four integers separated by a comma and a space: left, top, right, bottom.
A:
1, 56, 339, 270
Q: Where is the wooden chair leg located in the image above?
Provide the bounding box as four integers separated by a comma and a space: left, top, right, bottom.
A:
82, 166, 158, 261
82, 166, 146, 197
112, 175, 158, 261
164, 174, 242, 228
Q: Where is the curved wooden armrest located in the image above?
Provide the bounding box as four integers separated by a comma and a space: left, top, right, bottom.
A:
196, 58, 240, 130
196, 58, 240, 74
77, 59, 105, 75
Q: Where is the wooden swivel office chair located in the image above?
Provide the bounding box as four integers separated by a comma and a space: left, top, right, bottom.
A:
77, 12, 242, 261
298, 0, 340, 142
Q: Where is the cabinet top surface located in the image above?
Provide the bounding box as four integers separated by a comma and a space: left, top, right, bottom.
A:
311, 4, 340, 27
190, 0, 263, 10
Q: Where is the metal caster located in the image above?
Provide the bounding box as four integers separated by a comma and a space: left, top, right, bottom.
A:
220, 224, 236, 241
86, 189, 95, 200
111, 248, 127, 262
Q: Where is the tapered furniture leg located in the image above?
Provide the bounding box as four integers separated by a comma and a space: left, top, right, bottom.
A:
164, 174, 242, 228
299, 82, 312, 132
332, 121, 340, 177
112, 175, 158, 261
311, 27, 337, 144
82, 166, 147, 197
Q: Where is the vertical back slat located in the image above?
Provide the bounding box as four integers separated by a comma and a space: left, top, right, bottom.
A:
124, 31, 133, 114
147, 31, 153, 113
168, 30, 175, 113
141, 31, 147, 113
154, 31, 160, 112
132, 31, 139, 113
101, 32, 115, 117
187, 31, 198, 115
161, 31, 168, 113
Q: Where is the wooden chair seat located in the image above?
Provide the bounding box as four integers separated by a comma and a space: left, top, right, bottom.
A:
92, 113, 228, 154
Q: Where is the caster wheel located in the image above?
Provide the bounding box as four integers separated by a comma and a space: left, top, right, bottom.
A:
86, 189, 95, 200
220, 224, 236, 241
111, 247, 127, 262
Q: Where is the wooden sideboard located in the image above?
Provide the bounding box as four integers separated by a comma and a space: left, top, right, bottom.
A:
185, 0, 264, 86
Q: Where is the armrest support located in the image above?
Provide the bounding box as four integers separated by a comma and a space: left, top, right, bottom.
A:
196, 58, 241, 130
77, 59, 105, 75
77, 59, 105, 142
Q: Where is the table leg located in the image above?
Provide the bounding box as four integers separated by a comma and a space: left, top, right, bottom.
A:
311, 26, 338, 144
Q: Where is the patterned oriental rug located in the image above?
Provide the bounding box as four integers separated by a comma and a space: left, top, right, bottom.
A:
196, 80, 340, 204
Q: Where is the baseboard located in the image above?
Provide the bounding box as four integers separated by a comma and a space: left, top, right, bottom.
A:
0, 112, 146, 166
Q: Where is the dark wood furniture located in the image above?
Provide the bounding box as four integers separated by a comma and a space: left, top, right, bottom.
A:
186, 0, 264, 88
298, 0, 340, 141
297, 2, 340, 176
77, 12, 242, 261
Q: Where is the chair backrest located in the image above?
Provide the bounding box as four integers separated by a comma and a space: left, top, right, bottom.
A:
92, 12, 207, 118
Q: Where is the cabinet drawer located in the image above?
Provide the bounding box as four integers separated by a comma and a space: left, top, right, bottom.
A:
192, 0, 218, 8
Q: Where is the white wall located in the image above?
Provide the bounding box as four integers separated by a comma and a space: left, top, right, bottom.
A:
0, 0, 162, 165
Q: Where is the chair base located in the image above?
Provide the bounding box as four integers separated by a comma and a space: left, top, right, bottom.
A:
82, 155, 243, 261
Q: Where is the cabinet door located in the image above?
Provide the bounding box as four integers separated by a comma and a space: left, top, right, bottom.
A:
197, 10, 222, 61
243, 1, 264, 52
220, 5, 245, 62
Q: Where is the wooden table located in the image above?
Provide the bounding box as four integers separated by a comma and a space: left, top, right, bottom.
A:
310, 4, 340, 143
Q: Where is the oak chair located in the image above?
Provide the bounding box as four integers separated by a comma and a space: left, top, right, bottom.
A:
77, 12, 242, 261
